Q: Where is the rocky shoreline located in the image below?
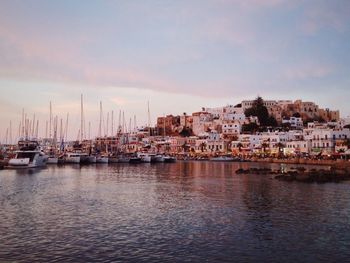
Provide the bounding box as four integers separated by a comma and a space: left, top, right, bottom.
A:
236, 167, 350, 183
248, 157, 350, 168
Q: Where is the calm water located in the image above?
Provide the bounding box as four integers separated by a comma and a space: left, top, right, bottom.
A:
1, 161, 350, 262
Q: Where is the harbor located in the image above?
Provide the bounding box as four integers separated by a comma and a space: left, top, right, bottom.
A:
1, 1, 350, 262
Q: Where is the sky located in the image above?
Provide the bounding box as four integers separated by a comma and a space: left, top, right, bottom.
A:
0, 0, 350, 141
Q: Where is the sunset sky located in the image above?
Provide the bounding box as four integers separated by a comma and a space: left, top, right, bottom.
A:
1, 0, 350, 141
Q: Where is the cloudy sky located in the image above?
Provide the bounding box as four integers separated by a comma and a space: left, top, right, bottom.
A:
1, 0, 349, 141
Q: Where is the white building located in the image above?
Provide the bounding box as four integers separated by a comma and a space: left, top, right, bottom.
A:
282, 117, 303, 129
222, 122, 241, 135
285, 140, 311, 155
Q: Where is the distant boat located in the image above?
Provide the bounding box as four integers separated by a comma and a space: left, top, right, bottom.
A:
80, 153, 96, 164
129, 157, 142, 164
210, 156, 238, 162
8, 139, 48, 168
154, 154, 165, 162
163, 156, 176, 163
47, 156, 58, 164
65, 152, 81, 164
117, 155, 130, 163
137, 152, 156, 163
96, 156, 108, 163
108, 156, 119, 163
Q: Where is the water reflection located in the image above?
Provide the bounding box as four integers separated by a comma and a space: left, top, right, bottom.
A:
1, 162, 350, 262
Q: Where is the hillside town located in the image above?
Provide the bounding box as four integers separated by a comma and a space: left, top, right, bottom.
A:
151, 97, 350, 158
1, 97, 350, 168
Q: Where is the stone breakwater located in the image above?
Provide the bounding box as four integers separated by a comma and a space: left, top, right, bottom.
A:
236, 167, 350, 183
249, 157, 350, 169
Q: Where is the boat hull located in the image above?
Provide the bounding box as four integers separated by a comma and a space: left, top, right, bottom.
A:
47, 157, 58, 164
65, 156, 81, 164
96, 157, 108, 163
8, 155, 47, 168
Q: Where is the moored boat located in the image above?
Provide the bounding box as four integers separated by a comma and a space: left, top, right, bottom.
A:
129, 157, 142, 163
47, 156, 58, 164
137, 152, 156, 163
65, 152, 81, 164
154, 154, 165, 162
163, 156, 176, 163
210, 156, 235, 162
96, 156, 108, 163
7, 139, 48, 169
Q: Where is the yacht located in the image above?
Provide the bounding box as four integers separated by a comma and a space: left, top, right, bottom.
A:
80, 153, 96, 164
65, 152, 81, 164
8, 139, 48, 168
137, 152, 156, 163
163, 156, 176, 163
210, 156, 240, 162
154, 154, 165, 162
47, 156, 58, 164
96, 155, 108, 163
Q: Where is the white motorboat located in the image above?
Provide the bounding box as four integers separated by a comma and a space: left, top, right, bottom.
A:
47, 156, 58, 164
96, 156, 108, 163
117, 156, 131, 163
137, 152, 156, 163
210, 156, 235, 162
8, 139, 48, 168
163, 156, 176, 163
154, 154, 165, 162
80, 153, 96, 164
65, 152, 81, 163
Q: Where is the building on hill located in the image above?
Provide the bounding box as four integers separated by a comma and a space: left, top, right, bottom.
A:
156, 115, 180, 136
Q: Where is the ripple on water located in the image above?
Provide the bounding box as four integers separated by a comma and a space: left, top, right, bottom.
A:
1, 162, 350, 262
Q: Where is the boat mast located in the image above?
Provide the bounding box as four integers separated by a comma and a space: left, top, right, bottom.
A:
134, 115, 136, 133
129, 117, 131, 134
106, 112, 109, 137
5, 128, 8, 145
45, 120, 48, 139
53, 116, 58, 149
59, 118, 63, 142
21, 108, 24, 138
98, 101, 102, 138
111, 110, 114, 136
32, 114, 35, 138
147, 100, 151, 136
80, 94, 84, 142
35, 120, 39, 139
65, 113, 69, 142
9, 121, 12, 145
18, 121, 21, 139
88, 121, 91, 140
118, 110, 121, 134
49, 101, 52, 140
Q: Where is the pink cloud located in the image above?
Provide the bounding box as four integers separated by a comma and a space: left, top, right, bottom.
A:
284, 63, 334, 80
300, 2, 350, 35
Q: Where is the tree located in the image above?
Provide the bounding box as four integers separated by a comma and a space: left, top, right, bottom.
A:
244, 96, 277, 127
179, 127, 193, 137
237, 142, 243, 152
261, 142, 269, 153
200, 142, 207, 152
276, 142, 285, 157
242, 122, 259, 133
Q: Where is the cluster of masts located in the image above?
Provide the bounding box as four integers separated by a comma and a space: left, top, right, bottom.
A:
1, 94, 152, 145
